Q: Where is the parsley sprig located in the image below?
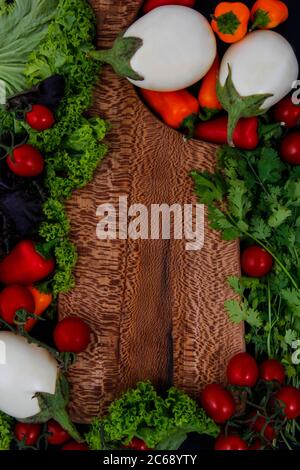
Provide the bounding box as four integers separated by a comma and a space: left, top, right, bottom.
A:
192, 122, 300, 383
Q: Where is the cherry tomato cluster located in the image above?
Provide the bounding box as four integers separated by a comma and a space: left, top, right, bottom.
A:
273, 96, 300, 165
14, 420, 89, 451
1, 105, 54, 178
201, 353, 300, 450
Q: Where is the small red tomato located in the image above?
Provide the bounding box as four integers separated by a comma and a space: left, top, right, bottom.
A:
61, 441, 89, 451
241, 246, 273, 278
250, 412, 276, 441
6, 144, 44, 177
275, 386, 300, 420
201, 384, 235, 424
273, 96, 300, 128
143, 0, 196, 14
54, 316, 91, 353
14, 423, 41, 446
214, 435, 248, 451
26, 104, 55, 132
0, 285, 35, 325
227, 352, 259, 387
280, 132, 300, 165
126, 438, 151, 450
259, 359, 285, 384
46, 420, 70, 446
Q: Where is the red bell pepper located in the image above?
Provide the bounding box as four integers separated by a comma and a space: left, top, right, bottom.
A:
0, 240, 55, 285
0, 285, 35, 326
141, 88, 199, 135
143, 0, 196, 14
194, 116, 259, 150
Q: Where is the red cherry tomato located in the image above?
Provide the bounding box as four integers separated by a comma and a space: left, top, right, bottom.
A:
280, 132, 300, 165
46, 420, 71, 446
227, 352, 259, 387
214, 435, 248, 450
249, 412, 276, 441
61, 441, 89, 450
143, 0, 196, 14
26, 104, 55, 132
241, 246, 273, 278
126, 437, 151, 450
275, 386, 300, 420
273, 96, 300, 128
6, 144, 44, 177
259, 359, 285, 384
14, 422, 41, 446
0, 285, 35, 325
201, 384, 235, 424
54, 316, 91, 353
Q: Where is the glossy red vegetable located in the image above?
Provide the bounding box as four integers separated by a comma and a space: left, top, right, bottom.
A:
54, 317, 91, 353
241, 246, 273, 278
280, 132, 300, 165
201, 384, 235, 424
249, 412, 276, 441
61, 441, 89, 451
26, 104, 55, 132
259, 359, 285, 384
0, 240, 55, 285
47, 420, 71, 446
143, 0, 196, 14
126, 438, 151, 450
0, 285, 35, 326
249, 438, 263, 450
275, 386, 300, 420
141, 88, 199, 135
214, 435, 248, 450
273, 95, 300, 128
194, 116, 259, 149
14, 422, 41, 446
6, 144, 44, 177
227, 352, 259, 387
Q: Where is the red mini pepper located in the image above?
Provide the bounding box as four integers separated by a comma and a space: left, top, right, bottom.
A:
143, 0, 196, 14
141, 88, 199, 135
0, 285, 35, 326
194, 116, 259, 150
0, 240, 55, 285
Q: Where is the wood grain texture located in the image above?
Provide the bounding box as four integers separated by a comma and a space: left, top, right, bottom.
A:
59, 0, 244, 423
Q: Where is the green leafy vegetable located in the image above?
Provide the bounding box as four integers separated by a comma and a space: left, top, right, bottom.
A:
85, 381, 218, 450
192, 120, 300, 383
0, 0, 59, 97
0, 412, 13, 450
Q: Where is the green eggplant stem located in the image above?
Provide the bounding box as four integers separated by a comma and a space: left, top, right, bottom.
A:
89, 35, 144, 82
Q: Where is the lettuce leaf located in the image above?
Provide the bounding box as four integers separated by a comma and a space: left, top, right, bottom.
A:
85, 382, 219, 450
0, 0, 59, 97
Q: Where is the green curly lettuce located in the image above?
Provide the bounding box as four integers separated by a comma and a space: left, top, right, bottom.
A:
85, 382, 219, 451
21, 0, 108, 296
0, 412, 13, 450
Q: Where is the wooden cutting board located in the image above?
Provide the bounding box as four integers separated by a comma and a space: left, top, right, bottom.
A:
59, 0, 244, 423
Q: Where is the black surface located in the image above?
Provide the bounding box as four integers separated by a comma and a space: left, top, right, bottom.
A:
197, 0, 300, 65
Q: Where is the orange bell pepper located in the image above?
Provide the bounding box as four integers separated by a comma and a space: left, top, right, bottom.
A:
140, 89, 199, 135
25, 285, 53, 331
251, 0, 288, 30
198, 56, 222, 120
211, 2, 250, 44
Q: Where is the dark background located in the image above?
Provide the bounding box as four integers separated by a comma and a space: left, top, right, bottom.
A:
197, 0, 300, 64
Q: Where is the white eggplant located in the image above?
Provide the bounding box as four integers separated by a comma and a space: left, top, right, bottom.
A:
218, 30, 299, 145
91, 6, 216, 91
0, 332, 81, 441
